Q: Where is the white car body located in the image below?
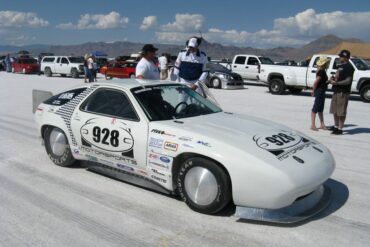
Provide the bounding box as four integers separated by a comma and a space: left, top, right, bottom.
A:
231, 54, 274, 81
41, 56, 84, 78
34, 79, 335, 222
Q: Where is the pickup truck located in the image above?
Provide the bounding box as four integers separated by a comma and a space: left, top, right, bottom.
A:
40, 56, 84, 78
231, 54, 274, 81
258, 54, 370, 103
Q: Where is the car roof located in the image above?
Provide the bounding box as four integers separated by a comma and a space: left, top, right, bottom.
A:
84, 79, 182, 90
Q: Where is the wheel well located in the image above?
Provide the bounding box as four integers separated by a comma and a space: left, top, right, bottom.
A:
172, 152, 232, 192
41, 125, 52, 139
359, 79, 370, 91
268, 73, 284, 83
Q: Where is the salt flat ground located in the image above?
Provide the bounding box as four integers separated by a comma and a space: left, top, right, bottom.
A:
0, 72, 369, 247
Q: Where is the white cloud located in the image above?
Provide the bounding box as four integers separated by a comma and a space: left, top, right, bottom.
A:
57, 11, 129, 30
0, 10, 49, 28
140, 16, 157, 31
160, 13, 204, 32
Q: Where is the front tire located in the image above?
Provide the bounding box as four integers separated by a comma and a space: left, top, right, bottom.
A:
360, 84, 370, 103
129, 73, 136, 78
211, 78, 222, 89
177, 157, 231, 214
71, 68, 79, 78
44, 127, 75, 167
269, 78, 286, 94
45, 67, 52, 77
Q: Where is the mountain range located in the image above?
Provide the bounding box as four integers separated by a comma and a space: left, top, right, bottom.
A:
0, 35, 366, 62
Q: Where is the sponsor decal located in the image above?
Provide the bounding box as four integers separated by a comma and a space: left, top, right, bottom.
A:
80, 118, 134, 156
99, 159, 115, 166
111, 118, 117, 125
85, 154, 98, 162
58, 92, 74, 100
182, 143, 194, 149
151, 175, 167, 184
149, 137, 164, 148
150, 168, 166, 177
151, 129, 176, 137
52, 100, 61, 105
117, 163, 135, 172
164, 141, 178, 151
197, 141, 211, 147
253, 131, 312, 162
148, 152, 159, 159
179, 136, 192, 142
137, 169, 148, 176
292, 156, 304, 164
149, 161, 169, 170
80, 146, 137, 166
160, 156, 171, 163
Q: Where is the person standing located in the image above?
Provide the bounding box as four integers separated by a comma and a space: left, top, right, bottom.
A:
135, 44, 160, 80
5, 53, 12, 73
83, 54, 89, 83
87, 55, 95, 83
329, 50, 355, 135
173, 37, 208, 92
310, 56, 330, 131
158, 53, 168, 80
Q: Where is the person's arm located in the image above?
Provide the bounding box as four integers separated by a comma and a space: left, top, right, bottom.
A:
334, 76, 352, 86
135, 63, 146, 79
173, 52, 182, 80
194, 55, 209, 87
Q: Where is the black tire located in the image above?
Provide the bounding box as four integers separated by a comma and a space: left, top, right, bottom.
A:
71, 68, 79, 78
269, 78, 286, 94
61, 74, 66, 77
360, 84, 370, 103
211, 77, 222, 89
288, 87, 303, 94
177, 157, 231, 214
105, 73, 113, 80
45, 67, 52, 77
44, 127, 75, 167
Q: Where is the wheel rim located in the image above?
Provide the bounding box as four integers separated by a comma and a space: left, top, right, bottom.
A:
49, 129, 67, 156
365, 88, 370, 100
184, 166, 218, 206
130, 74, 135, 78
212, 78, 221, 88
272, 82, 280, 92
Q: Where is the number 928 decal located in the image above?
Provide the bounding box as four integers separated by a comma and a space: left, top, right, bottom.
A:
253, 131, 302, 151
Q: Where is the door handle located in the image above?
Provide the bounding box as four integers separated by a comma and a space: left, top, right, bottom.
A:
245, 66, 249, 69
233, 66, 236, 68
311, 70, 316, 73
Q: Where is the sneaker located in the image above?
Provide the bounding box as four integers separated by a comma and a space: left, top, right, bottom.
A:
328, 126, 338, 131
331, 129, 343, 135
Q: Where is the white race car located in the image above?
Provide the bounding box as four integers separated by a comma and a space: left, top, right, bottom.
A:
34, 80, 335, 223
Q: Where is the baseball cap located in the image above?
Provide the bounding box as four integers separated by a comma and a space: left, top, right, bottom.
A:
188, 38, 198, 48
142, 44, 158, 53
338, 49, 350, 59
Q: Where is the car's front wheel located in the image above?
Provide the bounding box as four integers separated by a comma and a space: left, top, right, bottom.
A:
71, 68, 79, 78
177, 157, 231, 214
211, 78, 222, 89
269, 78, 286, 94
45, 67, 52, 77
44, 127, 75, 167
360, 84, 370, 103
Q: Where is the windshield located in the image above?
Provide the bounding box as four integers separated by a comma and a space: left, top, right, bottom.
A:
68, 57, 84, 63
21, 59, 37, 64
259, 57, 274, 64
132, 84, 222, 121
206, 63, 230, 72
351, 58, 369, 71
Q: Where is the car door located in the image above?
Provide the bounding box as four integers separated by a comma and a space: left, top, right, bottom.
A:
306, 57, 333, 88
245, 57, 260, 80
70, 87, 148, 171
232, 55, 247, 79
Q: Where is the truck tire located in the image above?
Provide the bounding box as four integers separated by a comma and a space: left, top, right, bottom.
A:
288, 87, 303, 94
45, 67, 52, 77
360, 84, 370, 103
71, 68, 79, 78
269, 78, 286, 95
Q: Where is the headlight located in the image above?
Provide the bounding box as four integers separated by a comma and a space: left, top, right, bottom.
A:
219, 74, 231, 79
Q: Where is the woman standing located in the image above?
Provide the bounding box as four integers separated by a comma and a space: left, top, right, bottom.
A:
310, 56, 330, 130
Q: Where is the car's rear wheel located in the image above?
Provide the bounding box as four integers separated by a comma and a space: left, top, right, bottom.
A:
71, 68, 79, 78
105, 73, 113, 80
211, 78, 222, 89
269, 78, 286, 94
44, 127, 75, 167
45, 67, 52, 77
129, 73, 136, 78
177, 157, 231, 214
360, 84, 370, 103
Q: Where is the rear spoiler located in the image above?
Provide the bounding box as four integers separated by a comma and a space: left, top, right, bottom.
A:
32, 89, 53, 113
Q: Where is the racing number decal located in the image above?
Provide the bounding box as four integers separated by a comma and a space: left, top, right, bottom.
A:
265, 133, 295, 146
93, 127, 119, 147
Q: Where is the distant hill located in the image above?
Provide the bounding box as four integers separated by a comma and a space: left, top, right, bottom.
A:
0, 35, 366, 62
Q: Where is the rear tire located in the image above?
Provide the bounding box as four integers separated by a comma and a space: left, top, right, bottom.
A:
44, 127, 75, 167
129, 73, 136, 78
360, 84, 370, 103
45, 67, 52, 77
105, 73, 113, 80
71, 68, 79, 78
177, 157, 231, 214
269, 78, 286, 94
211, 78, 222, 89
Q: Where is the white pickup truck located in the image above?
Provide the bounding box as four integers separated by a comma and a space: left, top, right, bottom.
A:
230, 54, 274, 81
258, 54, 370, 102
41, 56, 85, 78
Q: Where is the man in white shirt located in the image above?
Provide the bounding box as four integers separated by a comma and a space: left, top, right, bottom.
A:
136, 44, 160, 80
158, 54, 168, 80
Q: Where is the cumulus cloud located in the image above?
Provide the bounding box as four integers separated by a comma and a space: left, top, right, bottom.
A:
57, 11, 129, 30
0, 10, 49, 28
140, 16, 157, 31
156, 9, 370, 47
160, 13, 204, 32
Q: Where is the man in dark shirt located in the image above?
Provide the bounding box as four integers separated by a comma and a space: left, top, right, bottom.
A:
329, 50, 355, 135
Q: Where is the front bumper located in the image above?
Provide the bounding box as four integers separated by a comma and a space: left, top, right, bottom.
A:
234, 183, 331, 223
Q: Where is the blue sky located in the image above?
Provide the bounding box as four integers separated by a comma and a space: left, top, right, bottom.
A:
1, 0, 370, 47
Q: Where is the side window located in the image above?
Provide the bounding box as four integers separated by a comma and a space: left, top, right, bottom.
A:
247, 57, 259, 65
56, 57, 61, 63
42, 57, 55, 63
61, 58, 69, 64
234, 56, 246, 65
44, 88, 87, 106
332, 58, 340, 70
81, 89, 139, 121
312, 57, 332, 68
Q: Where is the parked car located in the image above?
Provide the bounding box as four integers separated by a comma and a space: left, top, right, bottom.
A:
40, 56, 84, 78
275, 60, 297, 66
12, 57, 40, 74
259, 54, 370, 102
205, 62, 244, 89
231, 55, 274, 81
104, 61, 137, 80
33, 80, 334, 223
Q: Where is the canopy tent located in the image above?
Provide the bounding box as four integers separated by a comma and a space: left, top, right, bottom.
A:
320, 42, 370, 59
91, 51, 107, 57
